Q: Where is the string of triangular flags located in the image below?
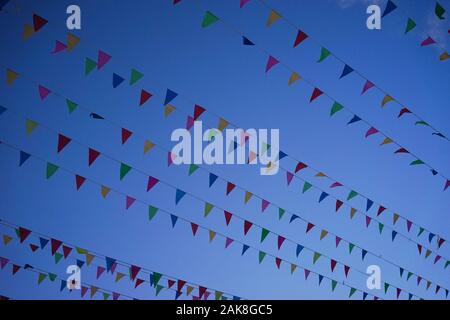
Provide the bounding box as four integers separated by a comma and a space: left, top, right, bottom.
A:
194, 9, 450, 191
2, 141, 428, 299
235, 0, 450, 142
0, 140, 437, 300
3, 66, 449, 276
0, 256, 137, 300
3, 106, 449, 297
0, 221, 240, 300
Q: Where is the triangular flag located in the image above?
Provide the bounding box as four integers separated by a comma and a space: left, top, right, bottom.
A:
23, 24, 34, 39
33, 14, 48, 31
244, 191, 253, 204
148, 205, 158, 221
365, 127, 378, 138
347, 115, 361, 125
277, 235, 285, 250
25, 119, 38, 134
309, 87, 323, 102
193, 104, 206, 120
6, 69, 19, 86
421, 36, 436, 46
84, 58, 97, 75
380, 137, 393, 146
19, 151, 31, 166
381, 95, 394, 107
46, 162, 59, 179
435, 2, 445, 20
97, 50, 111, 70
18, 227, 31, 243
296, 244, 304, 257
293, 30, 308, 47
75, 175, 86, 190
258, 251, 266, 264
266, 10, 281, 27
188, 164, 199, 176
66, 99, 78, 114
51, 40, 67, 54
405, 18, 416, 34
112, 73, 124, 88
147, 176, 159, 192
67, 33, 80, 51
129, 68, 143, 85
164, 104, 176, 117
288, 72, 300, 85
175, 189, 186, 204
313, 252, 321, 264
317, 47, 331, 62
440, 52, 450, 61
226, 182, 235, 195
204, 202, 213, 217
218, 118, 229, 131
224, 211, 232, 226
170, 214, 178, 228
125, 196, 136, 210
208, 230, 216, 242
139, 89, 152, 106
302, 181, 312, 193
3, 235, 12, 245
244, 220, 253, 235
319, 229, 328, 240
38, 85, 51, 100
100, 185, 110, 199
143, 140, 155, 154
37, 273, 47, 285
382, 0, 397, 17
121, 128, 133, 145
339, 64, 353, 78
164, 89, 178, 105
265, 55, 279, 73
242, 36, 254, 45
57, 134, 71, 153
202, 11, 219, 28
330, 102, 344, 116
120, 163, 132, 180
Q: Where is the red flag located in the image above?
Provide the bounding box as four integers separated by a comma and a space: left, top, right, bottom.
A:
147, 176, 159, 191
277, 236, 285, 250
335, 200, 343, 212
75, 175, 86, 190
417, 244, 422, 254
18, 227, 31, 243
344, 265, 350, 277
335, 236, 342, 248
406, 220, 412, 232
139, 89, 152, 106
33, 14, 48, 31
396, 288, 401, 299
293, 30, 308, 47
51, 238, 62, 255
244, 220, 253, 235
121, 128, 133, 145
365, 216, 372, 227
306, 223, 315, 233
62, 245, 72, 258
12, 264, 21, 275
261, 199, 270, 212
88, 148, 100, 166
395, 148, 409, 154
190, 223, 198, 236
57, 134, 71, 153
275, 257, 282, 269
134, 278, 145, 288
30, 244, 39, 252
330, 182, 342, 188
224, 211, 232, 226
193, 105, 206, 120
377, 206, 386, 216
265, 55, 279, 73
330, 259, 337, 272
445, 180, 450, 191
130, 265, 141, 281
309, 87, 323, 102
295, 162, 307, 173
226, 182, 236, 195
398, 108, 411, 118
304, 269, 310, 280
177, 280, 186, 292
199, 286, 207, 299
286, 171, 294, 185
438, 238, 445, 248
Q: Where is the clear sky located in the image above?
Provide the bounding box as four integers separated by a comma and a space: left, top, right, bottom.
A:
0, 0, 449, 300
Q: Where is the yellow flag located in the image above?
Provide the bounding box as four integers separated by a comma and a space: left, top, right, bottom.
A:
288, 72, 300, 85
25, 119, 38, 135
393, 213, 399, 224
425, 249, 431, 258
320, 229, 328, 240
267, 10, 281, 27
315, 172, 326, 177
350, 207, 357, 219
381, 95, 394, 107
218, 117, 229, 131
115, 272, 125, 282
209, 230, 216, 243
244, 191, 253, 204
439, 52, 450, 61
101, 185, 111, 198
164, 104, 175, 117
67, 33, 80, 51
380, 137, 393, 146
290, 264, 297, 274
90, 286, 98, 298
143, 140, 155, 154
23, 24, 34, 39
186, 286, 194, 296
85, 253, 94, 266
3, 235, 13, 245
6, 69, 19, 86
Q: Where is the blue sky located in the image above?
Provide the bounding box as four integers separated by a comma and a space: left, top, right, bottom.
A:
0, 0, 449, 300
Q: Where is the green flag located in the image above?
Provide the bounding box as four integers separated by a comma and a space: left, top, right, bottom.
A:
66, 99, 78, 114
54, 252, 63, 264
349, 243, 355, 254
347, 190, 358, 200
331, 280, 337, 291
148, 206, 158, 221
37, 273, 47, 285
120, 162, 132, 180
410, 159, 424, 166
204, 202, 213, 217
418, 227, 425, 236
85, 57, 96, 75
415, 120, 429, 126
215, 291, 223, 300
405, 18, 416, 34
349, 287, 357, 298
202, 11, 219, 28
313, 252, 321, 264
155, 285, 164, 296
435, 2, 445, 20
152, 272, 162, 287
46, 162, 59, 179
258, 251, 266, 264
330, 102, 344, 116
384, 283, 390, 294
130, 68, 143, 85
278, 208, 285, 220
188, 164, 199, 176
317, 47, 331, 62
260, 228, 270, 243
48, 273, 57, 282
103, 292, 110, 300
302, 181, 312, 193
407, 272, 413, 280
378, 223, 384, 234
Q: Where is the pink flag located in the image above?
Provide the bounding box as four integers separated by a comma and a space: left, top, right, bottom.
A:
265, 55, 279, 73
420, 36, 436, 46
125, 196, 136, 210
261, 199, 270, 212
240, 0, 251, 8
286, 171, 294, 185
444, 179, 450, 191
225, 237, 233, 248
38, 85, 51, 100
51, 40, 67, 54
147, 176, 159, 191
365, 127, 379, 138
97, 50, 111, 70
361, 80, 374, 94
186, 116, 194, 130
96, 266, 106, 279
